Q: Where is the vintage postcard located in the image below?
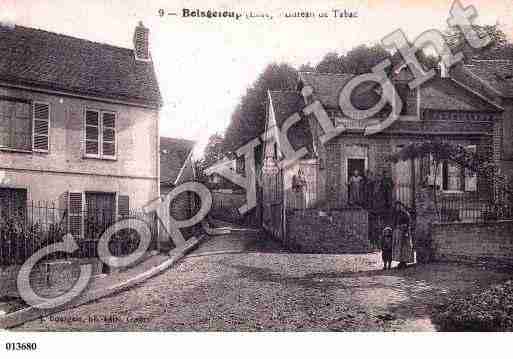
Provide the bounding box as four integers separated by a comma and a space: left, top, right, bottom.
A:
0, 0, 512, 356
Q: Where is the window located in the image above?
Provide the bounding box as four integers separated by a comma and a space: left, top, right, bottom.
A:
85, 192, 116, 239
33, 102, 50, 152
67, 191, 129, 239
0, 188, 27, 218
0, 98, 49, 152
442, 161, 462, 191
85, 109, 116, 159
426, 145, 477, 192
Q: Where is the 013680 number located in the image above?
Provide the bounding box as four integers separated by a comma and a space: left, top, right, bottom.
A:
5, 342, 37, 351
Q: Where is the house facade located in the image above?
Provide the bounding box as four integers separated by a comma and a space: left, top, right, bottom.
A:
450, 59, 513, 182
0, 22, 161, 239
261, 67, 504, 245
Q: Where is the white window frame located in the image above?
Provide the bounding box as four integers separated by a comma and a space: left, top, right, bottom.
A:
32, 101, 51, 153
83, 108, 117, 160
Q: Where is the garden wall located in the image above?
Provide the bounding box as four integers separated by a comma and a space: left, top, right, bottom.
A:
209, 190, 260, 227
285, 208, 372, 253
432, 220, 513, 268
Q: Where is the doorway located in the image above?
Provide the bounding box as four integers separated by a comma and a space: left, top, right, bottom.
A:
347, 158, 366, 182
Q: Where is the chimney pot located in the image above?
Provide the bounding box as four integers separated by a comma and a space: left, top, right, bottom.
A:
133, 21, 150, 61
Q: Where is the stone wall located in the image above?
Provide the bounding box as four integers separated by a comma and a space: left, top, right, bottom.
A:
285, 208, 371, 253
210, 190, 260, 227
432, 220, 513, 268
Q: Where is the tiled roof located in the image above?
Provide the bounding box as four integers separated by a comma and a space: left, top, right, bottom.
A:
299, 72, 383, 110
160, 137, 195, 184
268, 90, 314, 157
459, 60, 513, 98
0, 25, 161, 106
420, 77, 502, 112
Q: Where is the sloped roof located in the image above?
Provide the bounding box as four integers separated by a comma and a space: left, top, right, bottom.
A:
268, 90, 314, 156
299, 72, 384, 111
160, 137, 195, 184
460, 60, 513, 98
420, 76, 502, 112
0, 25, 161, 106
299, 72, 354, 108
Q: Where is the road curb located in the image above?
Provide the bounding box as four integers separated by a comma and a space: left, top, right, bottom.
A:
0, 236, 203, 329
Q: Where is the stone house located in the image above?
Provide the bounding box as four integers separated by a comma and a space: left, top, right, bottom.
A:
0, 22, 161, 239
260, 67, 504, 251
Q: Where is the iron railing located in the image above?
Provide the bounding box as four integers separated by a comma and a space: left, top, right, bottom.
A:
0, 201, 158, 266
439, 193, 513, 223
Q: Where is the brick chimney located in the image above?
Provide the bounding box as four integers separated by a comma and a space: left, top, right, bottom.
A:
133, 21, 150, 61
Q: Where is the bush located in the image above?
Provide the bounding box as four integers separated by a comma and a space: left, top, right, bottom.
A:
0, 213, 67, 265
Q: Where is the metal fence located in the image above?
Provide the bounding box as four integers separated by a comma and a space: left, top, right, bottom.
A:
0, 201, 158, 266
439, 192, 513, 223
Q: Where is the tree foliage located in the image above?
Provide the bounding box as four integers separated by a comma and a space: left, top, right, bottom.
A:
195, 133, 225, 182
315, 45, 390, 74
444, 24, 513, 60
223, 63, 298, 153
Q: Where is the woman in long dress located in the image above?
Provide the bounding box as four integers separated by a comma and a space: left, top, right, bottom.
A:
393, 223, 414, 268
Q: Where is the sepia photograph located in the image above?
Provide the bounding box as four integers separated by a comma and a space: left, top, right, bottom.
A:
0, 0, 513, 355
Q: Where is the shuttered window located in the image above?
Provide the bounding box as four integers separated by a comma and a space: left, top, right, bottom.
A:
117, 195, 130, 218
0, 98, 32, 151
102, 112, 116, 158
33, 102, 50, 152
68, 192, 84, 239
84, 109, 116, 159
85, 110, 100, 156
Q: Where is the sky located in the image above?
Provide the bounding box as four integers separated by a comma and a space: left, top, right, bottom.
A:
1, 0, 512, 157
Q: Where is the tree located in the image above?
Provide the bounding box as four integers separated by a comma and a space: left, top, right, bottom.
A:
195, 133, 225, 182
223, 63, 298, 153
315, 52, 346, 73
315, 45, 390, 75
444, 24, 511, 60
344, 44, 390, 74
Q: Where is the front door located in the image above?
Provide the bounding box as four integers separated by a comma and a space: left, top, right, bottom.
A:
85, 192, 116, 239
347, 158, 366, 182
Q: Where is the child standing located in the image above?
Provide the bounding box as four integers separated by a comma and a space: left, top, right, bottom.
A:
381, 226, 393, 270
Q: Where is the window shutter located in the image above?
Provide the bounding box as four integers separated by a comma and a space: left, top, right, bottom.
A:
85, 110, 99, 156
68, 192, 83, 239
102, 112, 116, 157
33, 102, 50, 152
117, 195, 130, 218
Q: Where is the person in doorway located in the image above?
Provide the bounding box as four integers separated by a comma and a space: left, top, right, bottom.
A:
381, 226, 393, 270
348, 169, 364, 205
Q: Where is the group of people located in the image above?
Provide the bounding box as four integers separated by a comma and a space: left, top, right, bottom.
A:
348, 168, 414, 270
348, 169, 394, 209
380, 204, 415, 270
381, 224, 414, 270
